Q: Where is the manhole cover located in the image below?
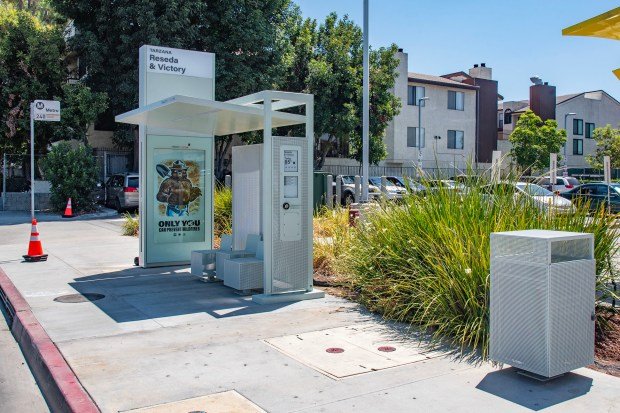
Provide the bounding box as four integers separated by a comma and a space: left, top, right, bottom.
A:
325, 347, 344, 354
188, 411, 206, 413
54, 293, 105, 303
377, 346, 396, 352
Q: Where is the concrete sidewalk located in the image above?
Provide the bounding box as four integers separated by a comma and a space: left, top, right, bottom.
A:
0, 218, 618, 412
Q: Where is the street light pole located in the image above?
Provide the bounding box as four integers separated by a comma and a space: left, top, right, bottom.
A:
417, 97, 429, 172
563, 112, 576, 177
361, 0, 369, 202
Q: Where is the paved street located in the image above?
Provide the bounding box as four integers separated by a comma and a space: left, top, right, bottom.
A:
0, 304, 49, 412
0, 216, 618, 412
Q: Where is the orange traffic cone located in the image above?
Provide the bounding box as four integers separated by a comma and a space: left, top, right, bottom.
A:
62, 198, 73, 218
23, 219, 48, 262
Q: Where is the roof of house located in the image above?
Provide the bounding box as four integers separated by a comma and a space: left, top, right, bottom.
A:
556, 93, 582, 104
498, 91, 620, 112
408, 72, 478, 90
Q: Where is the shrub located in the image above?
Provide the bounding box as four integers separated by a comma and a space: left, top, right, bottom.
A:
41, 142, 99, 212
121, 212, 139, 236
214, 186, 232, 238
337, 177, 618, 358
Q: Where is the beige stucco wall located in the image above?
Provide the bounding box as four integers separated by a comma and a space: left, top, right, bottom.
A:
385, 52, 477, 170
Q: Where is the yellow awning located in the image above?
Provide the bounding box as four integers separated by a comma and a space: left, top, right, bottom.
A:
562, 7, 620, 40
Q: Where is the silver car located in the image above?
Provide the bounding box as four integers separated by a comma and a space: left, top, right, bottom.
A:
105, 173, 139, 211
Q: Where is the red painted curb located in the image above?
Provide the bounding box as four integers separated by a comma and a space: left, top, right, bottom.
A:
0, 266, 100, 413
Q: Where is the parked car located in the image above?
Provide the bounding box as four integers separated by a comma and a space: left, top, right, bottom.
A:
535, 176, 581, 193
481, 182, 574, 213
560, 182, 620, 213
425, 180, 467, 193
369, 176, 408, 200
338, 175, 381, 205
105, 173, 139, 212
392, 176, 426, 194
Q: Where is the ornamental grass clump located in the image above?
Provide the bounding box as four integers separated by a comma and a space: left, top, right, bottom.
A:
313, 205, 352, 279
337, 175, 618, 358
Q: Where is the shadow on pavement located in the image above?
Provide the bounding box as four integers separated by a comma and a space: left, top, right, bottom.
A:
476, 367, 593, 411
69, 265, 292, 322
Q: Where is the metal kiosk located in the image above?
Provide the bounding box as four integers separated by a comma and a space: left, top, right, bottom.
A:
116, 45, 323, 304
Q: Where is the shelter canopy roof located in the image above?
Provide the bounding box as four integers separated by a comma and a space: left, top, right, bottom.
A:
115, 92, 307, 136
562, 7, 620, 40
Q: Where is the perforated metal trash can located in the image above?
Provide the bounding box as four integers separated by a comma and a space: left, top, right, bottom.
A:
489, 230, 595, 378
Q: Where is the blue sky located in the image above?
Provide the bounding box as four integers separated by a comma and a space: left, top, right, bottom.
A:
293, 0, 620, 102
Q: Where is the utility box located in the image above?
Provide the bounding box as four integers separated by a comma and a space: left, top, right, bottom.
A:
490, 230, 595, 378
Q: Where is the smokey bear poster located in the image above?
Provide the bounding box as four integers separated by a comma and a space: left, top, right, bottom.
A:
153, 149, 205, 244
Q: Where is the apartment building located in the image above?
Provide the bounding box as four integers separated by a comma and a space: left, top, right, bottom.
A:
383, 50, 498, 170
498, 84, 620, 169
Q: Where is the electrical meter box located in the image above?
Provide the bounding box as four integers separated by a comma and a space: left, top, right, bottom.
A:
490, 230, 595, 378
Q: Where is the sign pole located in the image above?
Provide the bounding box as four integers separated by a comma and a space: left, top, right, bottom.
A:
30, 102, 35, 220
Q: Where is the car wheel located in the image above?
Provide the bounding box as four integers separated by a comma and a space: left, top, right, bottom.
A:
343, 192, 355, 206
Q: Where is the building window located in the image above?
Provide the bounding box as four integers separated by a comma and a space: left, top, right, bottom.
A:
448, 91, 464, 111
585, 122, 595, 138
573, 139, 583, 155
504, 110, 512, 125
407, 85, 426, 106
498, 112, 504, 130
573, 119, 583, 135
447, 130, 464, 149
407, 127, 425, 148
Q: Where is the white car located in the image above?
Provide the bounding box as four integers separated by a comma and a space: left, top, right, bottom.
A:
369, 177, 408, 200
482, 182, 574, 213
536, 176, 581, 193
338, 175, 381, 205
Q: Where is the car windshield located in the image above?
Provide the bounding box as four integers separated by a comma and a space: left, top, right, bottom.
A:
341, 176, 355, 184
386, 177, 405, 187
611, 184, 620, 195
369, 177, 382, 186
516, 183, 553, 196
566, 177, 580, 186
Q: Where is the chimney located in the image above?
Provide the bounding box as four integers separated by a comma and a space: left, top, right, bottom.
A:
530, 81, 556, 121
469, 63, 492, 80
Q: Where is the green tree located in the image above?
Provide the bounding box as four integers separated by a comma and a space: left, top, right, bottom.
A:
508, 110, 566, 172
586, 124, 620, 169
53, 83, 108, 143
283, 13, 400, 169
0, 3, 65, 155
41, 141, 99, 212
349, 44, 401, 165
52, 0, 296, 171
0, 4, 108, 160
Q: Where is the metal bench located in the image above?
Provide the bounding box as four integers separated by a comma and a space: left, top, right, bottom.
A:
222, 241, 264, 294
190, 234, 232, 282
215, 234, 260, 281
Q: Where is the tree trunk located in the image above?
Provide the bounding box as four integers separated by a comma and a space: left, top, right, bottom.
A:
214, 136, 233, 182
